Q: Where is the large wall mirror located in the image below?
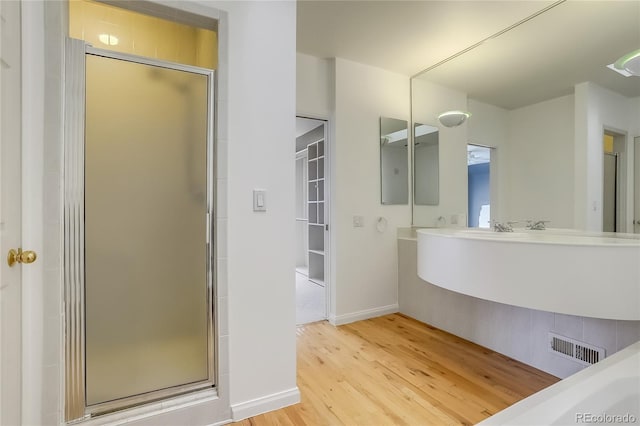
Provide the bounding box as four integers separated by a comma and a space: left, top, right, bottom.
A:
380, 117, 409, 205
410, 1, 640, 231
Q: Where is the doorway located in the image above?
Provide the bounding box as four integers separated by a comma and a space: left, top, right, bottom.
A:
603, 152, 618, 232
467, 145, 493, 228
635, 136, 640, 234
64, 40, 215, 419
603, 130, 628, 232
295, 117, 328, 325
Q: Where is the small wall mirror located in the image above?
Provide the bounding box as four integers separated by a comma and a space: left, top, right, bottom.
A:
413, 123, 439, 205
380, 117, 409, 205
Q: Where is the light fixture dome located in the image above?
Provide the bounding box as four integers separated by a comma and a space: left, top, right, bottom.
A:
438, 110, 471, 128
614, 49, 640, 76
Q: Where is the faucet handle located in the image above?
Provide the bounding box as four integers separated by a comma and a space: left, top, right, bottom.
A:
526, 219, 549, 230
492, 220, 514, 232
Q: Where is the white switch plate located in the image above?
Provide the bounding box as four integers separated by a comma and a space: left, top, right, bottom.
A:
353, 215, 364, 227
253, 189, 266, 212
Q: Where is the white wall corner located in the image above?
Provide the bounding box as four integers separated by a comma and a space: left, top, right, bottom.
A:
230, 387, 300, 422
329, 304, 399, 326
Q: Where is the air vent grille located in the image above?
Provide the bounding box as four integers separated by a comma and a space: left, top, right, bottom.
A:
548, 333, 605, 366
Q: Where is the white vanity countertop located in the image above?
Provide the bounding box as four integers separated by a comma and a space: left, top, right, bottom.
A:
417, 227, 640, 246
397, 226, 439, 241
416, 227, 640, 320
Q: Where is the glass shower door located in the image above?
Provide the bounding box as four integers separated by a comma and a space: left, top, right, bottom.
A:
84, 52, 213, 409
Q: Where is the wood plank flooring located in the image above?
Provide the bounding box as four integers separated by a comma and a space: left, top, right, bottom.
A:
234, 314, 559, 425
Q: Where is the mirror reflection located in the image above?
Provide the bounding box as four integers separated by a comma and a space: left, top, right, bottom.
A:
467, 144, 492, 228
380, 117, 409, 205
411, 1, 640, 231
413, 123, 439, 206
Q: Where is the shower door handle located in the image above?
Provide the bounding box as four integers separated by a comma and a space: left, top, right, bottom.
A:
7, 248, 37, 267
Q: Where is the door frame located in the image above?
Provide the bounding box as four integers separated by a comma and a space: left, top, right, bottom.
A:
603, 127, 630, 232
1, 1, 47, 424
603, 151, 619, 232
634, 136, 640, 234
466, 143, 495, 228
295, 149, 309, 272
295, 114, 332, 321
0, 1, 24, 424
63, 39, 217, 421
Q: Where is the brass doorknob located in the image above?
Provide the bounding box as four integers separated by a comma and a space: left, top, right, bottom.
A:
7, 248, 37, 267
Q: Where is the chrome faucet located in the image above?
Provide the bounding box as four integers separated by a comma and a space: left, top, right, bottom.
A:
526, 220, 549, 231
493, 221, 516, 232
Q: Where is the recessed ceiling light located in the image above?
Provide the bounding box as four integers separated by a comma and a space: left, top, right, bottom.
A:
613, 49, 640, 77
606, 63, 632, 77
98, 33, 119, 46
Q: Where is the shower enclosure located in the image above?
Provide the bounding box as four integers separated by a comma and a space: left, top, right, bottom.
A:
64, 39, 216, 420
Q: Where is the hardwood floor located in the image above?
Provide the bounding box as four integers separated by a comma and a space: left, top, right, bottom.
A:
235, 314, 559, 425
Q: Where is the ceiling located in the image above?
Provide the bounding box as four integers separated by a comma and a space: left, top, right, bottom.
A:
296, 117, 324, 137
297, 1, 640, 109
297, 1, 556, 76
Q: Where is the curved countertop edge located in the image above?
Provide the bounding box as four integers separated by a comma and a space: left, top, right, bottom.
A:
416, 227, 640, 247
416, 228, 640, 321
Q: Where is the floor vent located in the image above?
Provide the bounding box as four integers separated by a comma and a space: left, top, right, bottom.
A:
548, 333, 605, 366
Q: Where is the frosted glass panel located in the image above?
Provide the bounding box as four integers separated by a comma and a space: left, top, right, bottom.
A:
85, 54, 210, 406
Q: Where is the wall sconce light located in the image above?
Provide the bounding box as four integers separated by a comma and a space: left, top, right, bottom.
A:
438, 110, 471, 128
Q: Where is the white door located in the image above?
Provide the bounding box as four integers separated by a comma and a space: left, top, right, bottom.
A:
0, 1, 23, 424
635, 137, 640, 234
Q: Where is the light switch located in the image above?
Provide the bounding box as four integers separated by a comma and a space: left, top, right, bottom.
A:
353, 215, 364, 227
253, 189, 266, 212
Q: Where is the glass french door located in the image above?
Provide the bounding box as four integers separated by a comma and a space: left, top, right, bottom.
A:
64, 39, 215, 420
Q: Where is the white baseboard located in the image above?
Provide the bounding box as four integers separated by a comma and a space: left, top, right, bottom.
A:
329, 304, 399, 326
230, 387, 300, 421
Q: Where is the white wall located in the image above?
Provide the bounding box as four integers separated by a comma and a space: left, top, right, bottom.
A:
216, 0, 298, 418
32, 1, 298, 424
413, 144, 439, 205
412, 78, 468, 226
507, 95, 575, 228
381, 144, 409, 205
296, 52, 333, 119
331, 58, 411, 323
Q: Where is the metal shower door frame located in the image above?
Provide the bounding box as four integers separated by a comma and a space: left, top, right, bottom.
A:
63, 38, 216, 422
